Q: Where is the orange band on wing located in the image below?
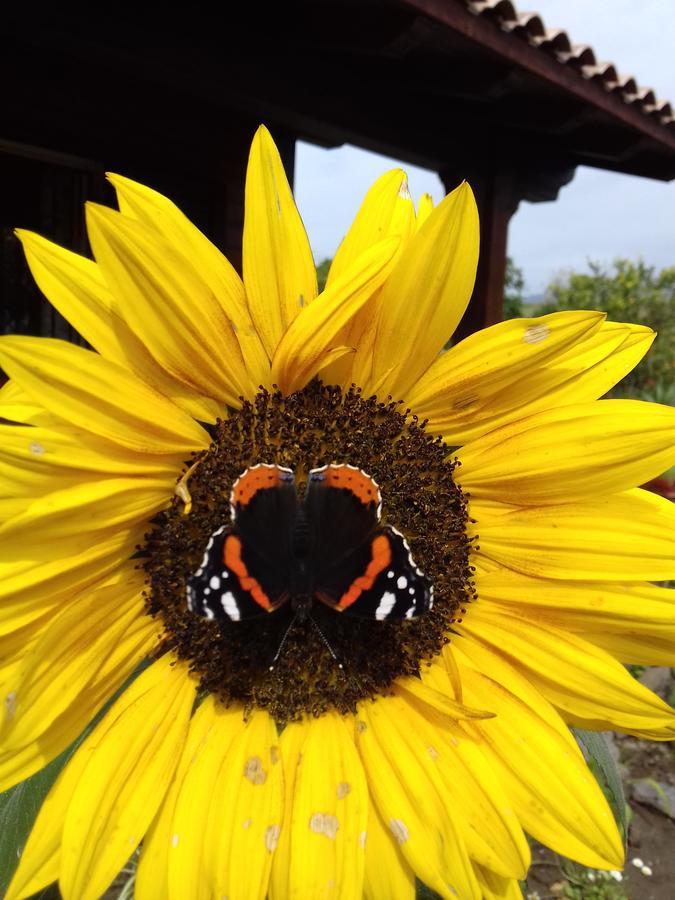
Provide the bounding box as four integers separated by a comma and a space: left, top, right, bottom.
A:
224, 535, 273, 611
323, 465, 380, 508
336, 534, 392, 610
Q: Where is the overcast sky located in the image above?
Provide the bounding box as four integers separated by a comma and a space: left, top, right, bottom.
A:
294, 0, 675, 296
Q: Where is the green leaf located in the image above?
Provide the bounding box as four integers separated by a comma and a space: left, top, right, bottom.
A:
573, 729, 627, 840
0, 746, 72, 896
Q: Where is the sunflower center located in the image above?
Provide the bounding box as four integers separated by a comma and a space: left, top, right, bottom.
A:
143, 383, 474, 721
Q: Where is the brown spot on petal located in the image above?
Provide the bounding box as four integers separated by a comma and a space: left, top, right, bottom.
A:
244, 755, 267, 785
523, 323, 549, 344
390, 818, 410, 844
265, 824, 280, 852
336, 782, 351, 799
270, 745, 280, 764
309, 812, 340, 840
4, 692, 16, 720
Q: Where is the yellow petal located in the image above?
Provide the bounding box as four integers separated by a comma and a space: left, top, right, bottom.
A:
587, 631, 675, 667
459, 602, 675, 739
271, 237, 400, 394
475, 571, 675, 661
407, 315, 653, 445
5, 718, 102, 900
368, 181, 479, 398
208, 710, 283, 900
395, 674, 493, 720
0, 614, 51, 693
0, 381, 60, 428
453, 642, 624, 870
396, 686, 530, 879
167, 699, 244, 900
363, 803, 416, 900
1, 576, 143, 749
321, 169, 415, 386
356, 696, 480, 900
0, 336, 210, 454
475, 865, 524, 900
60, 654, 196, 900
0, 422, 184, 478
86, 203, 254, 404
0, 528, 141, 635
415, 193, 434, 230
458, 400, 675, 504
0, 612, 161, 793
327, 170, 413, 285
107, 173, 270, 387
0, 477, 170, 562
135, 697, 218, 900
16, 230, 224, 423
473, 488, 675, 581
268, 717, 306, 900
243, 125, 317, 358
270, 712, 368, 900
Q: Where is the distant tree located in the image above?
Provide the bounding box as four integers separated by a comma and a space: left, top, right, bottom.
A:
535, 259, 675, 402
503, 257, 525, 320
316, 258, 331, 292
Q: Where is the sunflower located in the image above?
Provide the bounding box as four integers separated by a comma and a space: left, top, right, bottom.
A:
1, 124, 674, 900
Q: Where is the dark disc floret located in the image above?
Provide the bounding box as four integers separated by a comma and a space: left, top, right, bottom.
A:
143, 382, 474, 722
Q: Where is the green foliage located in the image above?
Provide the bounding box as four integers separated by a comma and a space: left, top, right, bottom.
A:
535, 260, 675, 400
0, 748, 72, 895
316, 258, 331, 292
573, 729, 627, 840
559, 868, 629, 900
503, 257, 525, 320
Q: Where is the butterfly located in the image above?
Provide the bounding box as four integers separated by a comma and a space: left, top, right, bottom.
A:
186, 463, 433, 622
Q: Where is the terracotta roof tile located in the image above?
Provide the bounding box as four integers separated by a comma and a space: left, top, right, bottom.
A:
461, 0, 674, 127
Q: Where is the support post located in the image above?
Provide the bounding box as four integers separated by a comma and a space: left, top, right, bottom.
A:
440, 168, 519, 340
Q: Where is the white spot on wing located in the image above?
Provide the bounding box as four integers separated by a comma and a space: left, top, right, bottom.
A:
405, 606, 416, 619
221, 591, 240, 621
397, 575, 407, 590
387, 570, 395, 580
375, 591, 396, 620
209, 575, 221, 590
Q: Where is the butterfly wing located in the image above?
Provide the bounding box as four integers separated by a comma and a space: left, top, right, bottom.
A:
306, 465, 432, 620
315, 525, 433, 620
186, 464, 296, 621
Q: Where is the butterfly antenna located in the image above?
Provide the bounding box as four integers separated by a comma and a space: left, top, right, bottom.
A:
305, 612, 344, 671
268, 611, 300, 671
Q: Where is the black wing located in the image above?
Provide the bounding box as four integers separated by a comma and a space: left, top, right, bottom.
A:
186, 464, 296, 621
305, 465, 432, 619
315, 525, 433, 620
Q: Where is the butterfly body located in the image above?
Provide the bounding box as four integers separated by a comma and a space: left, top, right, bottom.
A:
187, 463, 433, 622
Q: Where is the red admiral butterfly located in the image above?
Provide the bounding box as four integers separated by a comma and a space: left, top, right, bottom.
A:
186, 463, 433, 622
